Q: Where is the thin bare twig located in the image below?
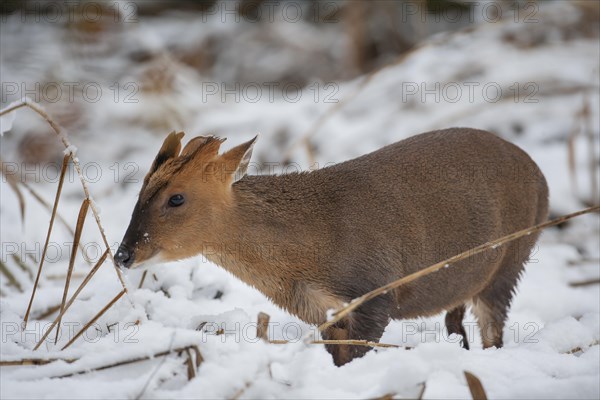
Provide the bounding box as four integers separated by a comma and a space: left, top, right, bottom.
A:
320, 206, 600, 332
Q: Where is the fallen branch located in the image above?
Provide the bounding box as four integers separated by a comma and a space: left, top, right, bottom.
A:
320, 205, 600, 331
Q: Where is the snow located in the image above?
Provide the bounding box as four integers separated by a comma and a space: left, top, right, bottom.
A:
0, 1, 599, 399
0, 109, 16, 136
63, 145, 78, 157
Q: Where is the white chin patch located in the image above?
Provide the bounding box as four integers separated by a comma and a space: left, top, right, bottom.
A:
131, 251, 164, 269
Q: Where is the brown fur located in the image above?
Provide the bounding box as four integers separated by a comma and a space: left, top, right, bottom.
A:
117, 128, 549, 366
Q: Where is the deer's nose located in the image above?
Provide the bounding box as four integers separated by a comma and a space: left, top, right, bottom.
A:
115, 245, 135, 268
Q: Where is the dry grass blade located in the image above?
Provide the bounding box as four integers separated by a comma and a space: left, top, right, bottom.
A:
23, 154, 70, 328
33, 249, 109, 350
416, 382, 426, 400
320, 205, 600, 331
464, 371, 488, 400
582, 96, 599, 206
0, 260, 23, 292
191, 345, 204, 367
18, 179, 76, 238
50, 345, 199, 379
0, 357, 77, 366
269, 339, 405, 349
370, 393, 395, 400
567, 117, 580, 199
138, 270, 148, 289
18, 179, 91, 266
0, 100, 129, 293
0, 160, 26, 225
184, 348, 196, 380
569, 278, 600, 287
564, 340, 600, 354
11, 254, 34, 281
55, 198, 90, 344
34, 304, 62, 320
257, 312, 270, 342
61, 289, 126, 350
135, 333, 176, 400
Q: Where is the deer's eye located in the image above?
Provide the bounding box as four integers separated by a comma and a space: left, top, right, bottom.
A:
168, 194, 185, 207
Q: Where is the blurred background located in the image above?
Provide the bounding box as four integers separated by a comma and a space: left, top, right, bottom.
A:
2, 0, 599, 237
0, 2, 599, 398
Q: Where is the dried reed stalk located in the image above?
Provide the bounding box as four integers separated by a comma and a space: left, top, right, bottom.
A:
564, 340, 600, 354
581, 96, 599, 206
0, 260, 23, 292
55, 198, 90, 344
464, 371, 488, 400
0, 160, 25, 225
18, 179, 91, 265
11, 254, 34, 281
52, 345, 203, 379
34, 249, 109, 350
61, 289, 126, 350
256, 312, 270, 342
569, 278, 600, 287
138, 270, 148, 289
18, 178, 75, 238
0, 357, 77, 366
320, 205, 600, 331
23, 154, 70, 328
269, 339, 404, 349
0, 99, 129, 292
35, 304, 62, 320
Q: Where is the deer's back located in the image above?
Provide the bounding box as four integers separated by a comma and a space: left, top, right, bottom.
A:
234, 128, 548, 311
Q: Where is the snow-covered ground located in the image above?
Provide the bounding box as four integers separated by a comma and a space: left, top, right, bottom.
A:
1, 1, 599, 399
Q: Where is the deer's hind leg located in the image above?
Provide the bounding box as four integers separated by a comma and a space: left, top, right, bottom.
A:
472, 238, 535, 348
445, 304, 470, 350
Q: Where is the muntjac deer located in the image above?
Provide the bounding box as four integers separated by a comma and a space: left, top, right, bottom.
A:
116, 128, 548, 366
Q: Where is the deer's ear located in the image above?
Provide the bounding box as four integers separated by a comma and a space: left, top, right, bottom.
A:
220, 135, 258, 184
182, 136, 226, 159
148, 131, 184, 177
